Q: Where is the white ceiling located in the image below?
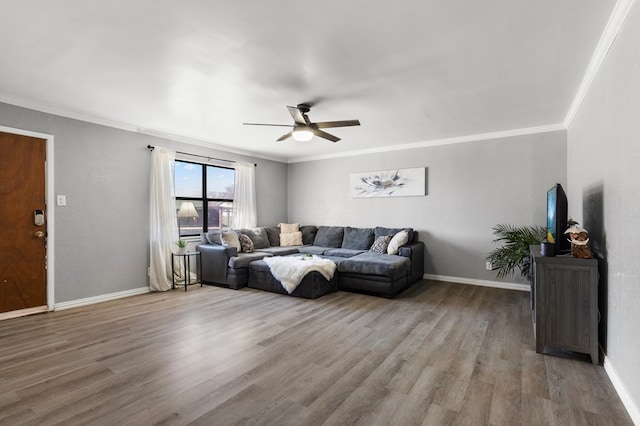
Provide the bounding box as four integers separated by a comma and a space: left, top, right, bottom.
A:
0, 1, 617, 162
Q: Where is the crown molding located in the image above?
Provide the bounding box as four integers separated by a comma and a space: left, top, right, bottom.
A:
564, 0, 637, 127
1, 90, 565, 164
0, 92, 287, 163
287, 123, 566, 163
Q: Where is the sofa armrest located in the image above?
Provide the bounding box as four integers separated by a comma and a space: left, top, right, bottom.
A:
398, 241, 425, 282
196, 243, 237, 284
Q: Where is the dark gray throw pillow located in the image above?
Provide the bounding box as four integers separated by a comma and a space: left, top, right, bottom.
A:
300, 225, 318, 245
342, 227, 375, 250
266, 226, 280, 247
313, 226, 345, 248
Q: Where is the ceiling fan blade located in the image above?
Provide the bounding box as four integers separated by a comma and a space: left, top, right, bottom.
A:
276, 131, 292, 142
287, 106, 307, 124
314, 119, 361, 129
313, 129, 340, 143
243, 123, 293, 128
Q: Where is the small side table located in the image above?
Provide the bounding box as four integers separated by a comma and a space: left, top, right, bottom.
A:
171, 251, 202, 292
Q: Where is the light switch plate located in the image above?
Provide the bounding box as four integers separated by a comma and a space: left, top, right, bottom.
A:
57, 195, 66, 206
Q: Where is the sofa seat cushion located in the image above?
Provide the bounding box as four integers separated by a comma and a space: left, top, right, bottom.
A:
298, 246, 331, 255
228, 252, 272, 268
316, 255, 348, 265
338, 252, 410, 280
324, 248, 366, 258
255, 246, 301, 256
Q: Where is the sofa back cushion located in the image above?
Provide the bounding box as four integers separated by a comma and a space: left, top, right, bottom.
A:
374, 226, 414, 243
342, 227, 374, 250
313, 226, 345, 248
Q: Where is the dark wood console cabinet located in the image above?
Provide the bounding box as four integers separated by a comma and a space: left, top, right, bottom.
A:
529, 245, 599, 364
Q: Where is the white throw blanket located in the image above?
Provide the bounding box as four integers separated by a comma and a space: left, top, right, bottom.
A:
262, 255, 337, 294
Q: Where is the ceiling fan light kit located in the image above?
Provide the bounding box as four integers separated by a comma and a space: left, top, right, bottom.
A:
244, 103, 360, 143
292, 127, 314, 142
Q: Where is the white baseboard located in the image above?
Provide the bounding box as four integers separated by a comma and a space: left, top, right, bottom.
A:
54, 286, 151, 311
604, 355, 640, 425
424, 274, 530, 292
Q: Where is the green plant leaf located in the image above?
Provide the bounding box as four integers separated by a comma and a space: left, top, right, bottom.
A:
487, 224, 546, 280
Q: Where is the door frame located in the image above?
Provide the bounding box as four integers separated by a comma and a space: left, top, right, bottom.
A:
0, 125, 55, 311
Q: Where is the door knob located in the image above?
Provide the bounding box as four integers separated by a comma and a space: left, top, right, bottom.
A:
34, 231, 45, 238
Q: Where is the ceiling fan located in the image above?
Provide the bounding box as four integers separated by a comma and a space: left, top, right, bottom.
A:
243, 103, 360, 143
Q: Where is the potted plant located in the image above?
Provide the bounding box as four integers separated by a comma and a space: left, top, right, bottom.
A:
487, 224, 546, 281
176, 239, 188, 254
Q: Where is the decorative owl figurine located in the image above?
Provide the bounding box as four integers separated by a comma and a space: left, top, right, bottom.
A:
564, 224, 593, 259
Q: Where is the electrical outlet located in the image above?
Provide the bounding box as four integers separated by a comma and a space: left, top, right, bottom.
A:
485, 261, 493, 271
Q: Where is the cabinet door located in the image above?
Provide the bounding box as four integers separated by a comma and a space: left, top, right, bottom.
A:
539, 265, 594, 352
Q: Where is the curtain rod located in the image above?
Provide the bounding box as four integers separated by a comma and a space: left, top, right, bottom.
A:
146, 145, 256, 167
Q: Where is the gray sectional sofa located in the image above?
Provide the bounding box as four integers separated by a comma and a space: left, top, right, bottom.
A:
196, 225, 425, 298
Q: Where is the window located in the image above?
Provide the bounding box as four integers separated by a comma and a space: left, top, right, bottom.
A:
175, 160, 235, 236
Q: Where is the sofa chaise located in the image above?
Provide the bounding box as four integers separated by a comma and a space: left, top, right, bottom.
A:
196, 225, 425, 298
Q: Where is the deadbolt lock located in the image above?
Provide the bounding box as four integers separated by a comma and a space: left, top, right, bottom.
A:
35, 230, 45, 238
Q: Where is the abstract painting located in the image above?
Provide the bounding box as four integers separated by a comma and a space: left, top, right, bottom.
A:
350, 167, 426, 198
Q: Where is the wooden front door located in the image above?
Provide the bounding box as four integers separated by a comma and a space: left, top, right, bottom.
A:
0, 131, 47, 313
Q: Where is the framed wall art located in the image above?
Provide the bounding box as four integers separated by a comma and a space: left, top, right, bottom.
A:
350, 167, 426, 198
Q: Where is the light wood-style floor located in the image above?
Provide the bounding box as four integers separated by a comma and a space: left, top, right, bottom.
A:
0, 280, 632, 425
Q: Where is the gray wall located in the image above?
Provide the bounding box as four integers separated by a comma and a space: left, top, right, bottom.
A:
287, 130, 567, 284
567, 2, 640, 415
0, 102, 288, 303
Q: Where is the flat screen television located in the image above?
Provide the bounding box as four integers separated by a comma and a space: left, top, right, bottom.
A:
547, 183, 570, 254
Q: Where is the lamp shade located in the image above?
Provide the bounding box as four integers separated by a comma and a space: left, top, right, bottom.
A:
177, 201, 199, 218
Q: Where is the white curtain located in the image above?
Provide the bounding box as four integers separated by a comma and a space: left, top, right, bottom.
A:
231, 162, 257, 228
149, 147, 177, 291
